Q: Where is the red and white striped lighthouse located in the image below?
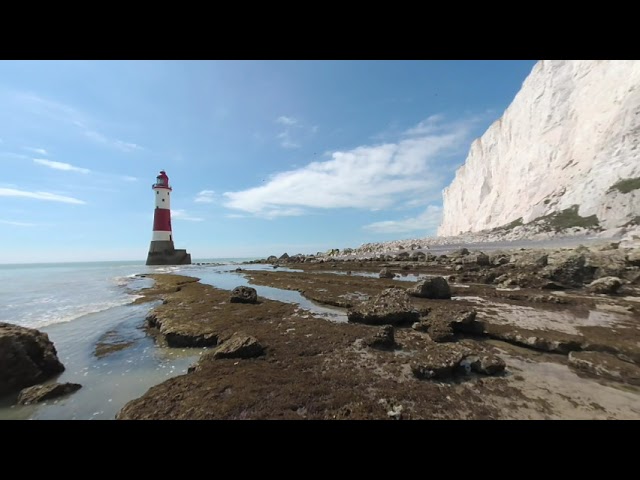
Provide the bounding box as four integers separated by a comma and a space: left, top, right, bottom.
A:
146, 170, 191, 266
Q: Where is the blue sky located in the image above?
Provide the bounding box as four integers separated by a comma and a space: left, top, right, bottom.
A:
0, 60, 537, 263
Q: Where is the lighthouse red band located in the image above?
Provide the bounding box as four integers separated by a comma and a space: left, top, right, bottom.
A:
146, 170, 191, 266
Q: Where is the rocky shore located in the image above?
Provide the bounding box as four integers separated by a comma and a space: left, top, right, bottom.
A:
117, 241, 640, 420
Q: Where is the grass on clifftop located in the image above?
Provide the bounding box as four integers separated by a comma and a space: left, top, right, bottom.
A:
609, 177, 640, 194
533, 205, 600, 232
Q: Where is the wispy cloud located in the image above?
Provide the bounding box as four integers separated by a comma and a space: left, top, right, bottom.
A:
0, 219, 38, 227
24, 147, 48, 155
83, 129, 142, 152
194, 190, 216, 203
122, 175, 138, 182
0, 187, 85, 204
276, 116, 298, 126
33, 158, 90, 174
363, 205, 442, 234
172, 209, 204, 222
274, 115, 316, 149
8, 91, 143, 153
225, 115, 475, 219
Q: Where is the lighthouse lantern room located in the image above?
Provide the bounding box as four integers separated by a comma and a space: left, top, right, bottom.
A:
145, 170, 192, 266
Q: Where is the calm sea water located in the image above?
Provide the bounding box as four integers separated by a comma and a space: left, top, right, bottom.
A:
0, 258, 258, 420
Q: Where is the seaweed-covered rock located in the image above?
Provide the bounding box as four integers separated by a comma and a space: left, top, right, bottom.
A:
407, 277, 451, 299
230, 286, 258, 304
209, 333, 264, 359
17, 382, 82, 405
379, 268, 395, 279
0, 322, 65, 396
348, 288, 419, 325
364, 325, 395, 349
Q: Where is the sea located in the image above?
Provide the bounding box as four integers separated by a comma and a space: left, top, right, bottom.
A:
0, 258, 347, 420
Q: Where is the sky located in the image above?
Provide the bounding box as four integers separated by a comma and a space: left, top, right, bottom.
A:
0, 60, 537, 263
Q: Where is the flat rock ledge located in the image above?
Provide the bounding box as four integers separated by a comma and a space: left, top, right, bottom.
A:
17, 382, 82, 405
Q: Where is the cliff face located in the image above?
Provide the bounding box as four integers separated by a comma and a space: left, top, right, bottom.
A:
438, 60, 640, 237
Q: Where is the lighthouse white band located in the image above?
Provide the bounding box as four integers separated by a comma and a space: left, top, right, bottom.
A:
154, 188, 171, 209
152, 231, 172, 241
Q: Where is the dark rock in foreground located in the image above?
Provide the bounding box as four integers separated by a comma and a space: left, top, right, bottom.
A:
348, 288, 420, 325
0, 322, 65, 396
17, 382, 82, 405
364, 325, 395, 349
209, 333, 265, 359
407, 277, 452, 299
568, 351, 640, 386
230, 286, 258, 304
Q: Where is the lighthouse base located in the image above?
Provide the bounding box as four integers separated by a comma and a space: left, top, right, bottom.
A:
146, 241, 192, 266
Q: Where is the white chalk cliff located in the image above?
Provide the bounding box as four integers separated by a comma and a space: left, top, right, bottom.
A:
438, 60, 640, 237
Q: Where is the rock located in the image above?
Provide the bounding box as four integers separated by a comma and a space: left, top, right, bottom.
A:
412, 321, 429, 332
450, 248, 470, 256
587, 276, 623, 294
379, 268, 395, 279
627, 249, 640, 267
514, 252, 548, 268
568, 351, 640, 386
229, 286, 258, 304
418, 309, 480, 343
209, 333, 265, 359
17, 382, 82, 405
266, 255, 278, 263
544, 254, 596, 287
347, 288, 420, 326
459, 355, 506, 375
0, 322, 65, 396
412, 344, 506, 380
364, 325, 395, 349
462, 253, 490, 266
426, 321, 455, 343
407, 277, 451, 299
279, 253, 289, 260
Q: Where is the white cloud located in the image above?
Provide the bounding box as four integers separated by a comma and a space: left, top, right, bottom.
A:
277, 116, 298, 126
83, 130, 142, 152
363, 205, 442, 234
122, 175, 138, 182
172, 209, 204, 222
33, 158, 90, 174
225, 116, 474, 218
0, 219, 37, 227
24, 147, 48, 155
194, 190, 215, 203
0, 187, 85, 204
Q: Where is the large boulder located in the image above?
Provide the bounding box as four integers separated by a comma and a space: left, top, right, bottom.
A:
279, 252, 290, 260
0, 322, 65, 396
407, 277, 451, 299
17, 382, 82, 405
230, 286, 258, 304
348, 288, 420, 325
628, 249, 640, 267
586, 276, 623, 294
209, 333, 265, 359
462, 253, 490, 266
543, 253, 596, 287
266, 255, 278, 263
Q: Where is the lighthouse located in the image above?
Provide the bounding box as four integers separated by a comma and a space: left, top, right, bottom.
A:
145, 170, 192, 266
